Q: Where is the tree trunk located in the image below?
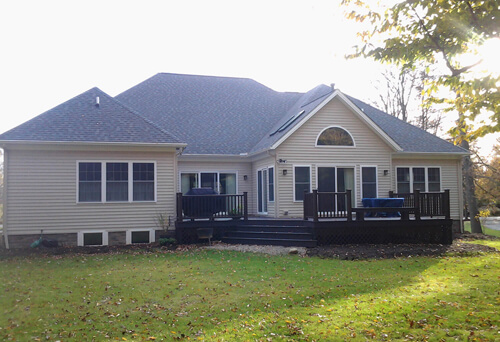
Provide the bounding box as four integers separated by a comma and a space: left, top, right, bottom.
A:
460, 139, 482, 233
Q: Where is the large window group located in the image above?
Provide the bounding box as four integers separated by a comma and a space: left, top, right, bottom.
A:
78, 162, 155, 203
396, 167, 441, 193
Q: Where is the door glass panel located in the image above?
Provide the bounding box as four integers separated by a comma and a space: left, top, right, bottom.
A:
220, 173, 236, 194
263, 169, 268, 212
201, 173, 218, 192
337, 168, 355, 209
317, 167, 336, 212
181, 173, 198, 194
257, 170, 263, 212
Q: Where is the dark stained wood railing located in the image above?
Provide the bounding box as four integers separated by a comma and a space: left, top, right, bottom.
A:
389, 189, 450, 219
176, 192, 248, 221
304, 189, 352, 222
304, 189, 451, 222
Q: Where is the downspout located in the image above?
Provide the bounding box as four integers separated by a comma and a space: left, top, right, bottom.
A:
2, 148, 9, 249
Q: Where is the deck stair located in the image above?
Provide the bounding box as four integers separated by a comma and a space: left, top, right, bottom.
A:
222, 220, 317, 247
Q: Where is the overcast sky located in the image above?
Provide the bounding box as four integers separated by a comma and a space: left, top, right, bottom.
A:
0, 0, 497, 155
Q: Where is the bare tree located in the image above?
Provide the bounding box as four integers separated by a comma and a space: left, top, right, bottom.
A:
373, 65, 442, 134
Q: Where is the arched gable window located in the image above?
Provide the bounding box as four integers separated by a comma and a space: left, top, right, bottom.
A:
316, 126, 355, 146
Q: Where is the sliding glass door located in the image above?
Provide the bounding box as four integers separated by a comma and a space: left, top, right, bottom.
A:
317, 166, 355, 211
180, 172, 237, 195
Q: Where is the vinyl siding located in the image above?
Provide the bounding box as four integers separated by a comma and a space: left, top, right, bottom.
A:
4, 148, 177, 235
177, 160, 254, 214
392, 158, 462, 220
276, 97, 394, 218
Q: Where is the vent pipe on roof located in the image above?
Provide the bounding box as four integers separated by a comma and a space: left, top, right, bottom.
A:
95, 96, 100, 108
330, 83, 335, 90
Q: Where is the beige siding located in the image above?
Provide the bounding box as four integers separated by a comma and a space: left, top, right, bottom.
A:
276, 98, 394, 217
177, 160, 254, 214
392, 158, 462, 220
5, 148, 177, 235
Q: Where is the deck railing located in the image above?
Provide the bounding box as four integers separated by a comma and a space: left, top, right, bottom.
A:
304, 190, 353, 222
389, 189, 450, 219
176, 192, 248, 221
304, 189, 451, 222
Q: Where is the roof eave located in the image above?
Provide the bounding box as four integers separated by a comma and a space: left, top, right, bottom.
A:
392, 151, 469, 159
0, 140, 187, 149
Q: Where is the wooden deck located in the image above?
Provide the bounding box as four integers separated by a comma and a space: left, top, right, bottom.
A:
175, 190, 453, 246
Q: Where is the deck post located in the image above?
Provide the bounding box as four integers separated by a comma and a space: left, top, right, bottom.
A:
444, 189, 451, 220
303, 190, 308, 220
414, 190, 421, 220
312, 189, 319, 222
243, 192, 248, 220
346, 189, 353, 221
176, 192, 183, 222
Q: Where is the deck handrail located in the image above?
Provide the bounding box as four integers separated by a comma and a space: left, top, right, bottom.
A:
176, 192, 248, 221
304, 189, 451, 221
304, 189, 353, 222
388, 189, 450, 219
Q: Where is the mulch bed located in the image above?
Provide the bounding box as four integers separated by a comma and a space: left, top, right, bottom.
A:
307, 233, 499, 260
0, 232, 497, 260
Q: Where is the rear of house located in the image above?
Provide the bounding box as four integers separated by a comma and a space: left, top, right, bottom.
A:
0, 73, 467, 248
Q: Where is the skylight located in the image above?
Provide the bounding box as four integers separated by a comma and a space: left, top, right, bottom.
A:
270, 110, 305, 136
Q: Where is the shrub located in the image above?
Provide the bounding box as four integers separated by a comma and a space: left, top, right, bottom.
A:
158, 237, 177, 246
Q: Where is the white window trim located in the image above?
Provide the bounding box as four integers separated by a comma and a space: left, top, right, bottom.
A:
360, 165, 378, 199
77, 161, 157, 204
126, 228, 156, 244
268, 166, 275, 202
77, 230, 109, 247
395, 166, 442, 193
178, 170, 239, 194
293, 165, 312, 202
315, 125, 356, 148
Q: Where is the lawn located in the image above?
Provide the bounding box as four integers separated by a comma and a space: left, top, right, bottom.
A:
1, 242, 499, 341
464, 220, 500, 238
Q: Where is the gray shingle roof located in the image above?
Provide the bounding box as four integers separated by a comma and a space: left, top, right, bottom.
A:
115, 73, 302, 154
0, 87, 182, 145
346, 96, 467, 154
0, 73, 467, 155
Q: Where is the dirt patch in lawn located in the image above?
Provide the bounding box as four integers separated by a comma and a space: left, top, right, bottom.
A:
0, 232, 497, 260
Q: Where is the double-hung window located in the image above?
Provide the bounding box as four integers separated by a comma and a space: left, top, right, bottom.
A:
78, 162, 102, 202
78, 162, 155, 203
294, 166, 311, 201
361, 166, 377, 198
396, 167, 441, 193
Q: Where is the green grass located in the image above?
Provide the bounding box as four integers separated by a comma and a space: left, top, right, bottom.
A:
464, 220, 500, 237
1, 244, 499, 341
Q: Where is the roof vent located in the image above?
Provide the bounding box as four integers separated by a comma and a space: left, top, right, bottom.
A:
330, 83, 335, 90
95, 96, 100, 108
